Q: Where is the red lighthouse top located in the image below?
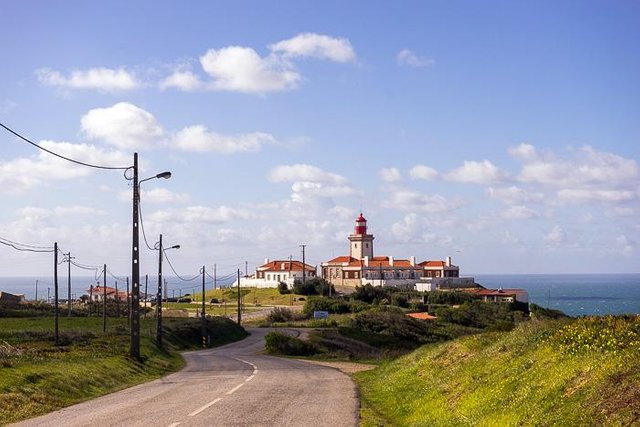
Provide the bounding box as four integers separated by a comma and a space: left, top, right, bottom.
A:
354, 213, 367, 235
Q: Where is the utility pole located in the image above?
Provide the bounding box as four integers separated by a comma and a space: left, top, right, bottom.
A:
144, 274, 148, 319
130, 152, 141, 360
115, 281, 120, 317
103, 264, 107, 333
35, 280, 38, 301
289, 255, 293, 305
156, 234, 163, 347
236, 269, 241, 324
54, 242, 59, 345
65, 252, 75, 316
300, 245, 307, 287
201, 266, 206, 348
245, 261, 248, 277
126, 277, 130, 327
89, 285, 93, 316
213, 264, 217, 290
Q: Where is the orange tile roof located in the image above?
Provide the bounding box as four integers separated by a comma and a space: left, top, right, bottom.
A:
407, 312, 438, 320
325, 256, 358, 264
419, 260, 446, 267
468, 288, 528, 296
257, 260, 315, 272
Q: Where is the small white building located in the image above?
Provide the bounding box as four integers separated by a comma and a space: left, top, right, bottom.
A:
234, 259, 317, 288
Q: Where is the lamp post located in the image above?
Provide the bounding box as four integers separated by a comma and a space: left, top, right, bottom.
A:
131, 152, 171, 359
155, 233, 179, 348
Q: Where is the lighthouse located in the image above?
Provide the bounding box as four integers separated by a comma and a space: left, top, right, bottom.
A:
348, 213, 374, 259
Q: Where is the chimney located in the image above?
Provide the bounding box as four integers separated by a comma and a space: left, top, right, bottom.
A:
264, 258, 269, 265
446, 256, 452, 267
281, 262, 286, 270
389, 256, 394, 266
409, 256, 415, 266
364, 256, 369, 267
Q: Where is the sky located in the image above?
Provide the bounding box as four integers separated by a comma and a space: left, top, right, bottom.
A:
0, 0, 639, 279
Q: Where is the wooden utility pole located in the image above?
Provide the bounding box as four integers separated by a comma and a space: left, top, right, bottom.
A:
103, 264, 107, 333
54, 242, 59, 345
213, 264, 217, 290
300, 245, 307, 286
236, 269, 241, 324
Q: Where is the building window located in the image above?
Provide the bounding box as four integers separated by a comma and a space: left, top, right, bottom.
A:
355, 243, 358, 248
365, 243, 369, 248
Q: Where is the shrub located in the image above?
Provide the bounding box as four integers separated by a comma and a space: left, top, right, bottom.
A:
292, 278, 335, 296
303, 298, 369, 317
277, 281, 291, 294
425, 290, 479, 305
351, 310, 448, 344
264, 332, 320, 356
266, 307, 295, 323
390, 293, 409, 308
434, 300, 519, 329
351, 284, 390, 304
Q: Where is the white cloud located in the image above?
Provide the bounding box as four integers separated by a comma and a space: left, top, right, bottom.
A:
159, 69, 203, 91
517, 145, 639, 189
616, 235, 635, 257
557, 189, 635, 203
172, 125, 276, 154
384, 189, 461, 214
379, 167, 402, 183
445, 160, 506, 184
396, 49, 435, 67
409, 165, 438, 181
200, 46, 299, 93
508, 143, 539, 162
150, 205, 252, 224
16, 205, 103, 218
142, 188, 190, 204
0, 140, 129, 194
36, 67, 139, 92
501, 205, 539, 220
269, 164, 347, 184
545, 225, 565, 243
270, 33, 356, 62
81, 102, 164, 150
488, 186, 544, 204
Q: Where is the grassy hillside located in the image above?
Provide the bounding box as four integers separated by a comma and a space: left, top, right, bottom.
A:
0, 316, 246, 425
355, 315, 640, 426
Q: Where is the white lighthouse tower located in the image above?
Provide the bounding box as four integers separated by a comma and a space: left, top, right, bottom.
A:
348, 213, 374, 259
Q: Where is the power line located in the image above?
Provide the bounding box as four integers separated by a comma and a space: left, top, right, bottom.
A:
0, 236, 54, 253
137, 199, 156, 251
163, 250, 200, 282
0, 122, 130, 170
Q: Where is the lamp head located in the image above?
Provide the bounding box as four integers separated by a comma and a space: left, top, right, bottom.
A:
156, 171, 172, 179
170, 244, 181, 250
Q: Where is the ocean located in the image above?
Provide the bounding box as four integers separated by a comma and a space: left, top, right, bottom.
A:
473, 274, 640, 316
1, 274, 639, 317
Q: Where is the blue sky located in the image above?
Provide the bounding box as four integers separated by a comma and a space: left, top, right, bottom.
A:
1, 1, 638, 278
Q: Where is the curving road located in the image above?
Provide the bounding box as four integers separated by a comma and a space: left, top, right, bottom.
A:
14, 328, 359, 427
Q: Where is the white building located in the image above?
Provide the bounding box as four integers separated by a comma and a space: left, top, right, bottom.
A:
234, 259, 317, 288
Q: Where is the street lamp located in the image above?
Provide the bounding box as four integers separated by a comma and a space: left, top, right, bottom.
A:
155, 233, 179, 348
130, 152, 171, 360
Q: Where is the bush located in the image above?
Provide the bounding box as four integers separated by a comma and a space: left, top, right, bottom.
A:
277, 281, 291, 295
425, 290, 479, 305
351, 284, 390, 304
303, 298, 369, 317
390, 293, 409, 308
264, 332, 320, 356
266, 307, 295, 323
292, 278, 335, 296
351, 310, 450, 345
434, 300, 519, 329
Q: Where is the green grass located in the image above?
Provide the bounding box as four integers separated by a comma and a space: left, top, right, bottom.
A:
355, 315, 640, 426
189, 287, 306, 306
0, 315, 246, 425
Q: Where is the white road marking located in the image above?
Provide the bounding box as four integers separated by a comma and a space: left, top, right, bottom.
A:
188, 397, 223, 417
168, 423, 181, 427
226, 383, 245, 395
245, 374, 255, 382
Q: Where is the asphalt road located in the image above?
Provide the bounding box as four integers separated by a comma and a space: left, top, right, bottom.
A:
14, 328, 359, 427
